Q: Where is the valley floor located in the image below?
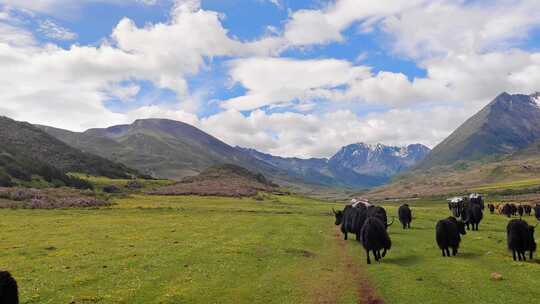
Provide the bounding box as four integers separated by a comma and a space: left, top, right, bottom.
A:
1, 194, 539, 303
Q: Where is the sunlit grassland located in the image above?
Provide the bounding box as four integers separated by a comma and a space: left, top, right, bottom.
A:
0, 194, 359, 304
1, 193, 539, 303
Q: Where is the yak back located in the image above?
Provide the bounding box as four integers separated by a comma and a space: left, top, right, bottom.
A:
367, 206, 388, 226
342, 204, 368, 234
360, 217, 391, 251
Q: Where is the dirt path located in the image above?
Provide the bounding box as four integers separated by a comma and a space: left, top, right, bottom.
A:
334, 230, 384, 304
307, 227, 384, 304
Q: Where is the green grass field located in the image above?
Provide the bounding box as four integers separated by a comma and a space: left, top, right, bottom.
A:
1, 194, 539, 303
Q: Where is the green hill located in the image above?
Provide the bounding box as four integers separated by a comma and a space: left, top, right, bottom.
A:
38, 118, 286, 181
0, 116, 141, 187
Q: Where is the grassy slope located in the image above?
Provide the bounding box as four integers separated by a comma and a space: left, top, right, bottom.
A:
0, 116, 141, 186
1, 191, 539, 303
368, 153, 540, 199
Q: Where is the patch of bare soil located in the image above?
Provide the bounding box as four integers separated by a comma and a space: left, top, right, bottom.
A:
0, 187, 110, 209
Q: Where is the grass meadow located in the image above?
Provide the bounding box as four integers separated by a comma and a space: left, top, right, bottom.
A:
1, 193, 539, 303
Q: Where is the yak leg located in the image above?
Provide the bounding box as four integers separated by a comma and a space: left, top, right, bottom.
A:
530, 250, 534, 260
382, 248, 387, 257
366, 249, 371, 265
445, 248, 451, 257
356, 233, 361, 241
512, 250, 517, 261
442, 249, 446, 257
521, 251, 527, 261
452, 247, 457, 256
344, 232, 348, 240
374, 250, 380, 261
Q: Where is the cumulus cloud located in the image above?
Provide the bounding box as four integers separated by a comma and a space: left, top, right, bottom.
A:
0, 1, 279, 131
222, 57, 371, 111
199, 107, 472, 158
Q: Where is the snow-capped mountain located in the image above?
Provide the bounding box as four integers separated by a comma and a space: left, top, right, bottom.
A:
238, 143, 430, 188
329, 143, 431, 177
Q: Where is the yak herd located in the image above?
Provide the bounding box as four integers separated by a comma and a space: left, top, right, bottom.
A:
333, 195, 539, 265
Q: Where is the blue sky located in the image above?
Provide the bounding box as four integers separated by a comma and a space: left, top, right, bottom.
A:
1, 0, 540, 157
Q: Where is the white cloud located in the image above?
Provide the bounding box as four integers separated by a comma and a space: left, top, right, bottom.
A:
283, 0, 426, 46
0, 1, 276, 131
37, 19, 77, 40
222, 57, 371, 111
199, 106, 471, 158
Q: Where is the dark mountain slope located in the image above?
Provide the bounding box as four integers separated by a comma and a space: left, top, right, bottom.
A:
0, 116, 140, 186
418, 92, 540, 168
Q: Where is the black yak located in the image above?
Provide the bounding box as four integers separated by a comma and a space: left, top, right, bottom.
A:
507, 219, 537, 261
366, 205, 394, 229
436, 216, 466, 257
0, 271, 19, 304
333, 204, 368, 240
469, 193, 484, 210
502, 203, 512, 218
534, 204, 540, 221
488, 203, 495, 214
360, 217, 392, 264
398, 204, 412, 229
511, 204, 518, 216
465, 203, 483, 231
524, 205, 532, 216
518, 205, 524, 217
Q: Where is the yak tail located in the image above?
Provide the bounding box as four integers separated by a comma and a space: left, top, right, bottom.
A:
387, 217, 395, 228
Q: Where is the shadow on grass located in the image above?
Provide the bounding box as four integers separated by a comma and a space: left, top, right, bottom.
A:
384, 255, 423, 266
457, 252, 482, 259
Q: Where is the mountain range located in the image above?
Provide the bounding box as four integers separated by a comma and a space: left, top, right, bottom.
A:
36, 119, 429, 189
5, 90, 539, 195
240, 143, 430, 187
